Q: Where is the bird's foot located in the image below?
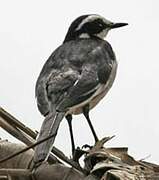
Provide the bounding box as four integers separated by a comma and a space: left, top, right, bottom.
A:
72, 147, 87, 162
71, 137, 115, 162
82, 136, 115, 152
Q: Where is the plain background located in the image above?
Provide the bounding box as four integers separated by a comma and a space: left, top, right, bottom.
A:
0, 0, 159, 164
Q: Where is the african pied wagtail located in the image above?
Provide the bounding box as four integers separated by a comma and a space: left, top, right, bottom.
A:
33, 14, 128, 164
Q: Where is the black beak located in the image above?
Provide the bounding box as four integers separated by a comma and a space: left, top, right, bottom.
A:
110, 22, 128, 29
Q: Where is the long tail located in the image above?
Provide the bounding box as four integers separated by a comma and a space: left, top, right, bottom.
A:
33, 111, 65, 163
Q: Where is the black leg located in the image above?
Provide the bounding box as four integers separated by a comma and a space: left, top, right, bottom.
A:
65, 114, 75, 156
83, 105, 98, 142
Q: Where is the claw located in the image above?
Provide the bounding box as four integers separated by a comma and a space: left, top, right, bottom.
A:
73, 147, 87, 162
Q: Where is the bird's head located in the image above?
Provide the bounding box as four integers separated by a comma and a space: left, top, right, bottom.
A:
64, 14, 128, 43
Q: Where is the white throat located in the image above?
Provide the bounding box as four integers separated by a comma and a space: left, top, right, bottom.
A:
96, 29, 109, 39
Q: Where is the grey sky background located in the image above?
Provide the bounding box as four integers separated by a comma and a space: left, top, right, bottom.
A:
0, 0, 159, 164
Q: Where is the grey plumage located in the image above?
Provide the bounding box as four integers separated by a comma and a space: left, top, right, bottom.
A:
34, 38, 116, 163
36, 39, 116, 115
33, 14, 127, 163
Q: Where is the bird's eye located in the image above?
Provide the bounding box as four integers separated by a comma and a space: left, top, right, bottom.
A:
99, 23, 103, 27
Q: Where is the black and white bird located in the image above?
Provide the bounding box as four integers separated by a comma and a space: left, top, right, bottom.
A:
33, 14, 128, 164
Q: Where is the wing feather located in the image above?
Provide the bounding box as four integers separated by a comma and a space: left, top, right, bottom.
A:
57, 63, 112, 112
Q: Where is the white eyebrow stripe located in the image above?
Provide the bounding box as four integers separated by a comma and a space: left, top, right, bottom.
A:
75, 15, 100, 31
